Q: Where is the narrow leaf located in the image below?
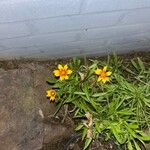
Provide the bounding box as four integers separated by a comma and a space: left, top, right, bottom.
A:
74, 92, 86, 95
127, 141, 134, 150
133, 140, 141, 150
75, 124, 84, 131
83, 138, 92, 150
137, 57, 145, 71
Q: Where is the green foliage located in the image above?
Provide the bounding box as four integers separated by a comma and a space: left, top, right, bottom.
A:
47, 55, 150, 150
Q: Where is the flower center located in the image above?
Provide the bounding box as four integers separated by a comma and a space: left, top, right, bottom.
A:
60, 69, 66, 76
50, 91, 56, 96
100, 71, 107, 78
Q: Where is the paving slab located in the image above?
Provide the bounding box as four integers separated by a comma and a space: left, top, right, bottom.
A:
0, 64, 74, 150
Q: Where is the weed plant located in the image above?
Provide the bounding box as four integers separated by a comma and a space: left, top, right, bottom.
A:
46, 54, 150, 150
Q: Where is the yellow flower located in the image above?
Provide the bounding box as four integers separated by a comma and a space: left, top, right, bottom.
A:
95, 66, 112, 83
46, 89, 56, 101
53, 64, 72, 81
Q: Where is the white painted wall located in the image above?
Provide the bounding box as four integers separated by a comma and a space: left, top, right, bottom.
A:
0, 0, 150, 59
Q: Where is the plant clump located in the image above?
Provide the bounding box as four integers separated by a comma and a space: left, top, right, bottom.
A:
46, 54, 150, 150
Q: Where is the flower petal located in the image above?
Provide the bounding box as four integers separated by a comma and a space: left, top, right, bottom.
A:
103, 66, 107, 72
67, 69, 72, 75
46, 91, 51, 97
64, 75, 69, 80
97, 77, 102, 82
102, 77, 110, 83
106, 71, 112, 76
50, 96, 55, 101
53, 70, 60, 76
95, 69, 102, 75
64, 64, 68, 70
58, 64, 63, 70
60, 76, 64, 81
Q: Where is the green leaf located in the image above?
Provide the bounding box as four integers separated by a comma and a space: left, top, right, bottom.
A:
116, 98, 126, 110
124, 82, 135, 92
75, 100, 88, 112
74, 107, 80, 115
47, 78, 57, 84
53, 99, 65, 116
89, 63, 97, 69
128, 123, 138, 129
95, 121, 102, 133
127, 127, 137, 138
110, 123, 126, 144
143, 98, 150, 107
133, 140, 141, 150
137, 138, 145, 148
74, 92, 86, 95
127, 141, 134, 150
65, 96, 76, 103
75, 124, 84, 131
137, 57, 145, 71
83, 138, 92, 150
82, 84, 90, 101
89, 99, 99, 110
73, 57, 81, 66
137, 131, 150, 141
82, 128, 88, 140
131, 60, 139, 71
53, 82, 62, 88
92, 92, 107, 97
117, 108, 135, 116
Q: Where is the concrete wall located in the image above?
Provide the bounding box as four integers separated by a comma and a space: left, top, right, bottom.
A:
0, 0, 150, 59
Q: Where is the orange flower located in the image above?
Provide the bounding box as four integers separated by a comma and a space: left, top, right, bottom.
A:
46, 89, 56, 101
53, 64, 72, 81
95, 66, 112, 83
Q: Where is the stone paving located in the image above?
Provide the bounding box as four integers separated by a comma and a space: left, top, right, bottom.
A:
0, 63, 74, 150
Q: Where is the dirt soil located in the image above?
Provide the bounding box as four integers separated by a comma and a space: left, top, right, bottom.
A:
0, 51, 150, 150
